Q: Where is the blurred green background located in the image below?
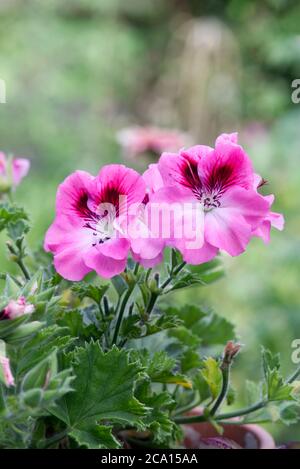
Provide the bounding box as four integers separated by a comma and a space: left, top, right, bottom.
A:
0, 0, 300, 443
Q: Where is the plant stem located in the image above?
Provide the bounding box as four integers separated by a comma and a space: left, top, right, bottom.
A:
145, 262, 187, 317
174, 400, 266, 425
210, 362, 231, 417
112, 286, 134, 345
160, 262, 186, 290
17, 257, 30, 280
175, 362, 300, 425
6, 240, 30, 280
286, 364, 300, 384
111, 264, 139, 346
39, 429, 69, 448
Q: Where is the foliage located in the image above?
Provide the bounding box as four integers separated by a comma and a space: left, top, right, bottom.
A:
0, 204, 299, 448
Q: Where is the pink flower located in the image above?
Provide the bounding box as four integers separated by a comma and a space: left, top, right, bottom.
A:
0, 356, 15, 387
1, 297, 35, 320
44, 165, 146, 280
153, 132, 280, 262
129, 164, 165, 268
0, 152, 30, 190
251, 174, 284, 243
117, 126, 190, 160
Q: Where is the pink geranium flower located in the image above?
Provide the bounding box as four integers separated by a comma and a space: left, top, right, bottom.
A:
251, 174, 284, 243
117, 126, 191, 160
129, 164, 165, 267
44, 165, 146, 280
0, 152, 30, 190
1, 297, 35, 320
0, 356, 15, 387
153, 132, 282, 262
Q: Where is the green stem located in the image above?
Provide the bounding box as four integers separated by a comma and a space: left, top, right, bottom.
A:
112, 286, 134, 345
286, 364, 300, 384
174, 400, 266, 425
210, 363, 230, 417
17, 258, 30, 281
160, 262, 186, 290
39, 429, 69, 448
145, 262, 187, 317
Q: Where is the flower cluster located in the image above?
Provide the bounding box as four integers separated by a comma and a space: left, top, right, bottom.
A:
117, 126, 191, 160
45, 133, 284, 280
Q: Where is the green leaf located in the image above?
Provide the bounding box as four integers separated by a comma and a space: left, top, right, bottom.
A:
0, 203, 29, 236
72, 283, 109, 304
262, 347, 280, 378
167, 258, 224, 292
193, 371, 211, 403
70, 424, 120, 449
246, 380, 262, 406
132, 350, 191, 389
201, 357, 222, 401
51, 342, 147, 431
165, 305, 235, 347
111, 275, 128, 296
180, 349, 202, 374
261, 348, 294, 402
134, 380, 179, 445
14, 325, 74, 377
266, 368, 294, 401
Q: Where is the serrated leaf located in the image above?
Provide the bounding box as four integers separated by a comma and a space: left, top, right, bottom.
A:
135, 380, 179, 445
0, 203, 29, 236
180, 349, 202, 374
72, 283, 109, 304
165, 305, 235, 347
262, 347, 280, 378
266, 368, 294, 401
50, 342, 147, 433
70, 424, 120, 449
167, 258, 224, 292
14, 325, 74, 377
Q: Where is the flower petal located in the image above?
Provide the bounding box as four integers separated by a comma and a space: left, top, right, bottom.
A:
12, 158, 30, 186
84, 250, 127, 278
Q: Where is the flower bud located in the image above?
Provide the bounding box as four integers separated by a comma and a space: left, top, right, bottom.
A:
0, 152, 30, 193
222, 341, 242, 368
1, 296, 35, 320
0, 355, 15, 387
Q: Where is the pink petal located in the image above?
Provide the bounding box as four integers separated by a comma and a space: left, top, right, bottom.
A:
0, 152, 6, 176
200, 138, 254, 191
53, 244, 92, 281
158, 146, 212, 188
95, 164, 146, 208
12, 158, 30, 186
132, 251, 163, 268
215, 132, 238, 146
172, 240, 218, 265
97, 237, 130, 260
84, 250, 127, 278
143, 164, 164, 195
55, 170, 94, 222
0, 356, 15, 387
220, 187, 270, 228
205, 209, 252, 256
